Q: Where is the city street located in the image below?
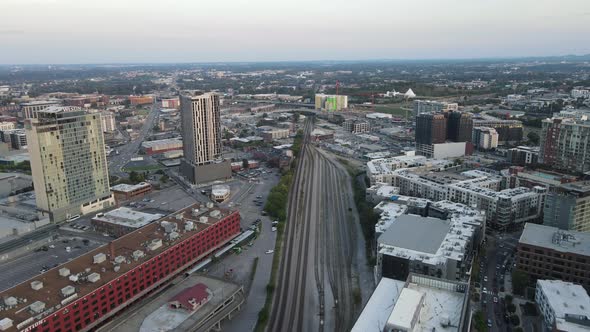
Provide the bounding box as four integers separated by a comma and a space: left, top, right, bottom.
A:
479, 231, 520, 331
108, 102, 160, 178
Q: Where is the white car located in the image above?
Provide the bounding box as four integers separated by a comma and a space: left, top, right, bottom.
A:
271, 227, 277, 232
265, 250, 274, 254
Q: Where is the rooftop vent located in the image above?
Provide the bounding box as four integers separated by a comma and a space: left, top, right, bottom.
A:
88, 273, 100, 283
61, 285, 75, 297
175, 213, 183, 220
69, 275, 79, 282
184, 221, 194, 231
199, 216, 208, 223
29, 301, 45, 314
59, 267, 71, 277
93, 253, 107, 264
192, 208, 199, 217
3, 297, 17, 307
132, 250, 145, 260
206, 202, 214, 208
114, 256, 126, 265
161, 221, 177, 233
0, 318, 13, 331
30, 281, 43, 291
169, 232, 179, 241
147, 239, 162, 251
210, 210, 221, 218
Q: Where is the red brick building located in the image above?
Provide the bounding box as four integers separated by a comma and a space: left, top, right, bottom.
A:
0, 203, 240, 332
110, 182, 152, 203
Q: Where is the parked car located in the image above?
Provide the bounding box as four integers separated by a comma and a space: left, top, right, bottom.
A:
265, 250, 274, 254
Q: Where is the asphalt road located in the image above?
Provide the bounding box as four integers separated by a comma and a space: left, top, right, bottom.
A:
480, 231, 520, 331
108, 103, 160, 177
0, 234, 105, 291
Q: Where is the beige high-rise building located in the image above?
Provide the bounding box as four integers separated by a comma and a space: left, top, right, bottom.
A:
179, 92, 231, 184
25, 106, 114, 222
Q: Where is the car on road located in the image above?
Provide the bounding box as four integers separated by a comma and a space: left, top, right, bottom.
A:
487, 319, 492, 327
493, 296, 498, 303
483, 276, 488, 282
483, 287, 487, 293
265, 250, 274, 254
271, 227, 277, 232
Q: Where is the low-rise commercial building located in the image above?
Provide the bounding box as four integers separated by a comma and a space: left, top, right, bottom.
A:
91, 207, 163, 237
111, 182, 152, 203
0, 122, 15, 131
516, 223, 590, 290
352, 274, 470, 332
501, 167, 577, 190
415, 141, 468, 159
128, 95, 154, 106
535, 279, 590, 332
141, 138, 183, 155
261, 129, 290, 141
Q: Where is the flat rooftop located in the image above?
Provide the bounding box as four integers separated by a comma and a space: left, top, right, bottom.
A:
141, 138, 182, 148
378, 215, 451, 255
351, 277, 405, 332
110, 182, 151, 193
92, 207, 163, 229
537, 279, 590, 322
0, 203, 237, 325
519, 223, 590, 257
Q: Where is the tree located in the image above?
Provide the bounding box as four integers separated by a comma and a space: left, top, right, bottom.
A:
473, 310, 487, 332
527, 131, 540, 145
512, 270, 530, 296
160, 174, 169, 184
507, 303, 516, 313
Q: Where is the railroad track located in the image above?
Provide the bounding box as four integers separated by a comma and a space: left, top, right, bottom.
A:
267, 118, 358, 332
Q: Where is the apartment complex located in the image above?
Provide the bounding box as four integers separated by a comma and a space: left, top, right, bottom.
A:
516, 223, 590, 290
343, 119, 370, 133
391, 168, 545, 229
376, 209, 482, 282
540, 117, 590, 173
100, 112, 116, 133
0, 129, 27, 150
447, 111, 473, 142
25, 106, 115, 222
412, 100, 458, 117
508, 146, 539, 166
472, 114, 523, 144
0, 203, 240, 332
473, 127, 498, 150
535, 279, 590, 332
314, 94, 348, 111
544, 181, 590, 233
179, 92, 231, 185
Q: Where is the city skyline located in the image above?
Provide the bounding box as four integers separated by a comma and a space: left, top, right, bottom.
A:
1, 0, 590, 64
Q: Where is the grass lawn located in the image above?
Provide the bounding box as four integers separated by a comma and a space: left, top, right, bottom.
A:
371, 104, 412, 118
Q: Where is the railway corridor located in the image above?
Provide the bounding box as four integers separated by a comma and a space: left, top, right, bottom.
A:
268, 119, 359, 332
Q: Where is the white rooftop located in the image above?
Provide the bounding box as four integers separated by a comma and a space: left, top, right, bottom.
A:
374, 201, 407, 234
111, 182, 150, 193
537, 279, 590, 331
520, 223, 590, 257
351, 277, 405, 332
386, 288, 423, 330
93, 207, 163, 229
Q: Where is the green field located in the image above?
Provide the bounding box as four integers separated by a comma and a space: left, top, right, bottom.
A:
371, 104, 412, 118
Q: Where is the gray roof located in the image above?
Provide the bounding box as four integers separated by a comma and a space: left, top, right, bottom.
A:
377, 215, 451, 254
519, 223, 590, 256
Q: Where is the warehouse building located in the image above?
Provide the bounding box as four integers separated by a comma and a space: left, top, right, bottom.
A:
0, 203, 240, 332
141, 138, 183, 155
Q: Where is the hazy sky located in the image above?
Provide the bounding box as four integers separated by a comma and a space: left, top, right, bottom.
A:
1, 0, 589, 64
